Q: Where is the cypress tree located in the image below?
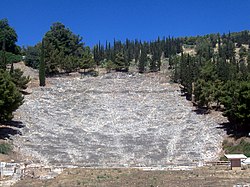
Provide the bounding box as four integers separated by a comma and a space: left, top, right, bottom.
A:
39, 39, 46, 86
10, 62, 14, 74
0, 39, 6, 70
138, 47, 147, 73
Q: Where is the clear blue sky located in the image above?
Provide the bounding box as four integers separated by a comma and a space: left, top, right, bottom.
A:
1, 0, 250, 47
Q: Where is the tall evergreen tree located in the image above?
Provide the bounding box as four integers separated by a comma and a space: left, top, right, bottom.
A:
138, 47, 147, 73
0, 40, 6, 70
0, 19, 19, 54
43, 22, 86, 74
39, 40, 46, 86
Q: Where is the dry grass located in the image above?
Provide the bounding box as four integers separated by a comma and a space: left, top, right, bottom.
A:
13, 167, 250, 187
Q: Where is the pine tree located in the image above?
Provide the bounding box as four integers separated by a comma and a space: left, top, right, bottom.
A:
105, 60, 115, 73
10, 69, 30, 90
0, 70, 23, 121
114, 52, 128, 72
80, 47, 95, 72
220, 81, 250, 128
43, 22, 86, 73
39, 40, 46, 86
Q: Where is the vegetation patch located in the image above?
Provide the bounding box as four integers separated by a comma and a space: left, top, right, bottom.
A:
223, 139, 250, 157
0, 142, 12, 154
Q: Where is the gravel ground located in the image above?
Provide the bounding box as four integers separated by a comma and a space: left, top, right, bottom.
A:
13, 72, 227, 167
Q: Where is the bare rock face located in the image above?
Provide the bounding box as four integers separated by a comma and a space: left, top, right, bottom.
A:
13, 73, 226, 168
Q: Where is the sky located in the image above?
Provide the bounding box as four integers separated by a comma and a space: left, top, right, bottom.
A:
1, 0, 250, 47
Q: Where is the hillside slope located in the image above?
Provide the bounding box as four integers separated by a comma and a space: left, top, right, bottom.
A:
13, 72, 227, 167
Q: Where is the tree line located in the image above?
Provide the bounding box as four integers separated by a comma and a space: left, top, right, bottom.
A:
171, 32, 250, 132
92, 37, 182, 73
25, 27, 183, 74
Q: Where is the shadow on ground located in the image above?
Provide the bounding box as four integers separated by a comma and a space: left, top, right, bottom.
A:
217, 122, 250, 139
0, 121, 24, 139
192, 108, 210, 115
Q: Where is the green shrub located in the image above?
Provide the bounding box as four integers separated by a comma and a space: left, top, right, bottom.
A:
223, 139, 250, 157
0, 143, 12, 154
10, 69, 30, 90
